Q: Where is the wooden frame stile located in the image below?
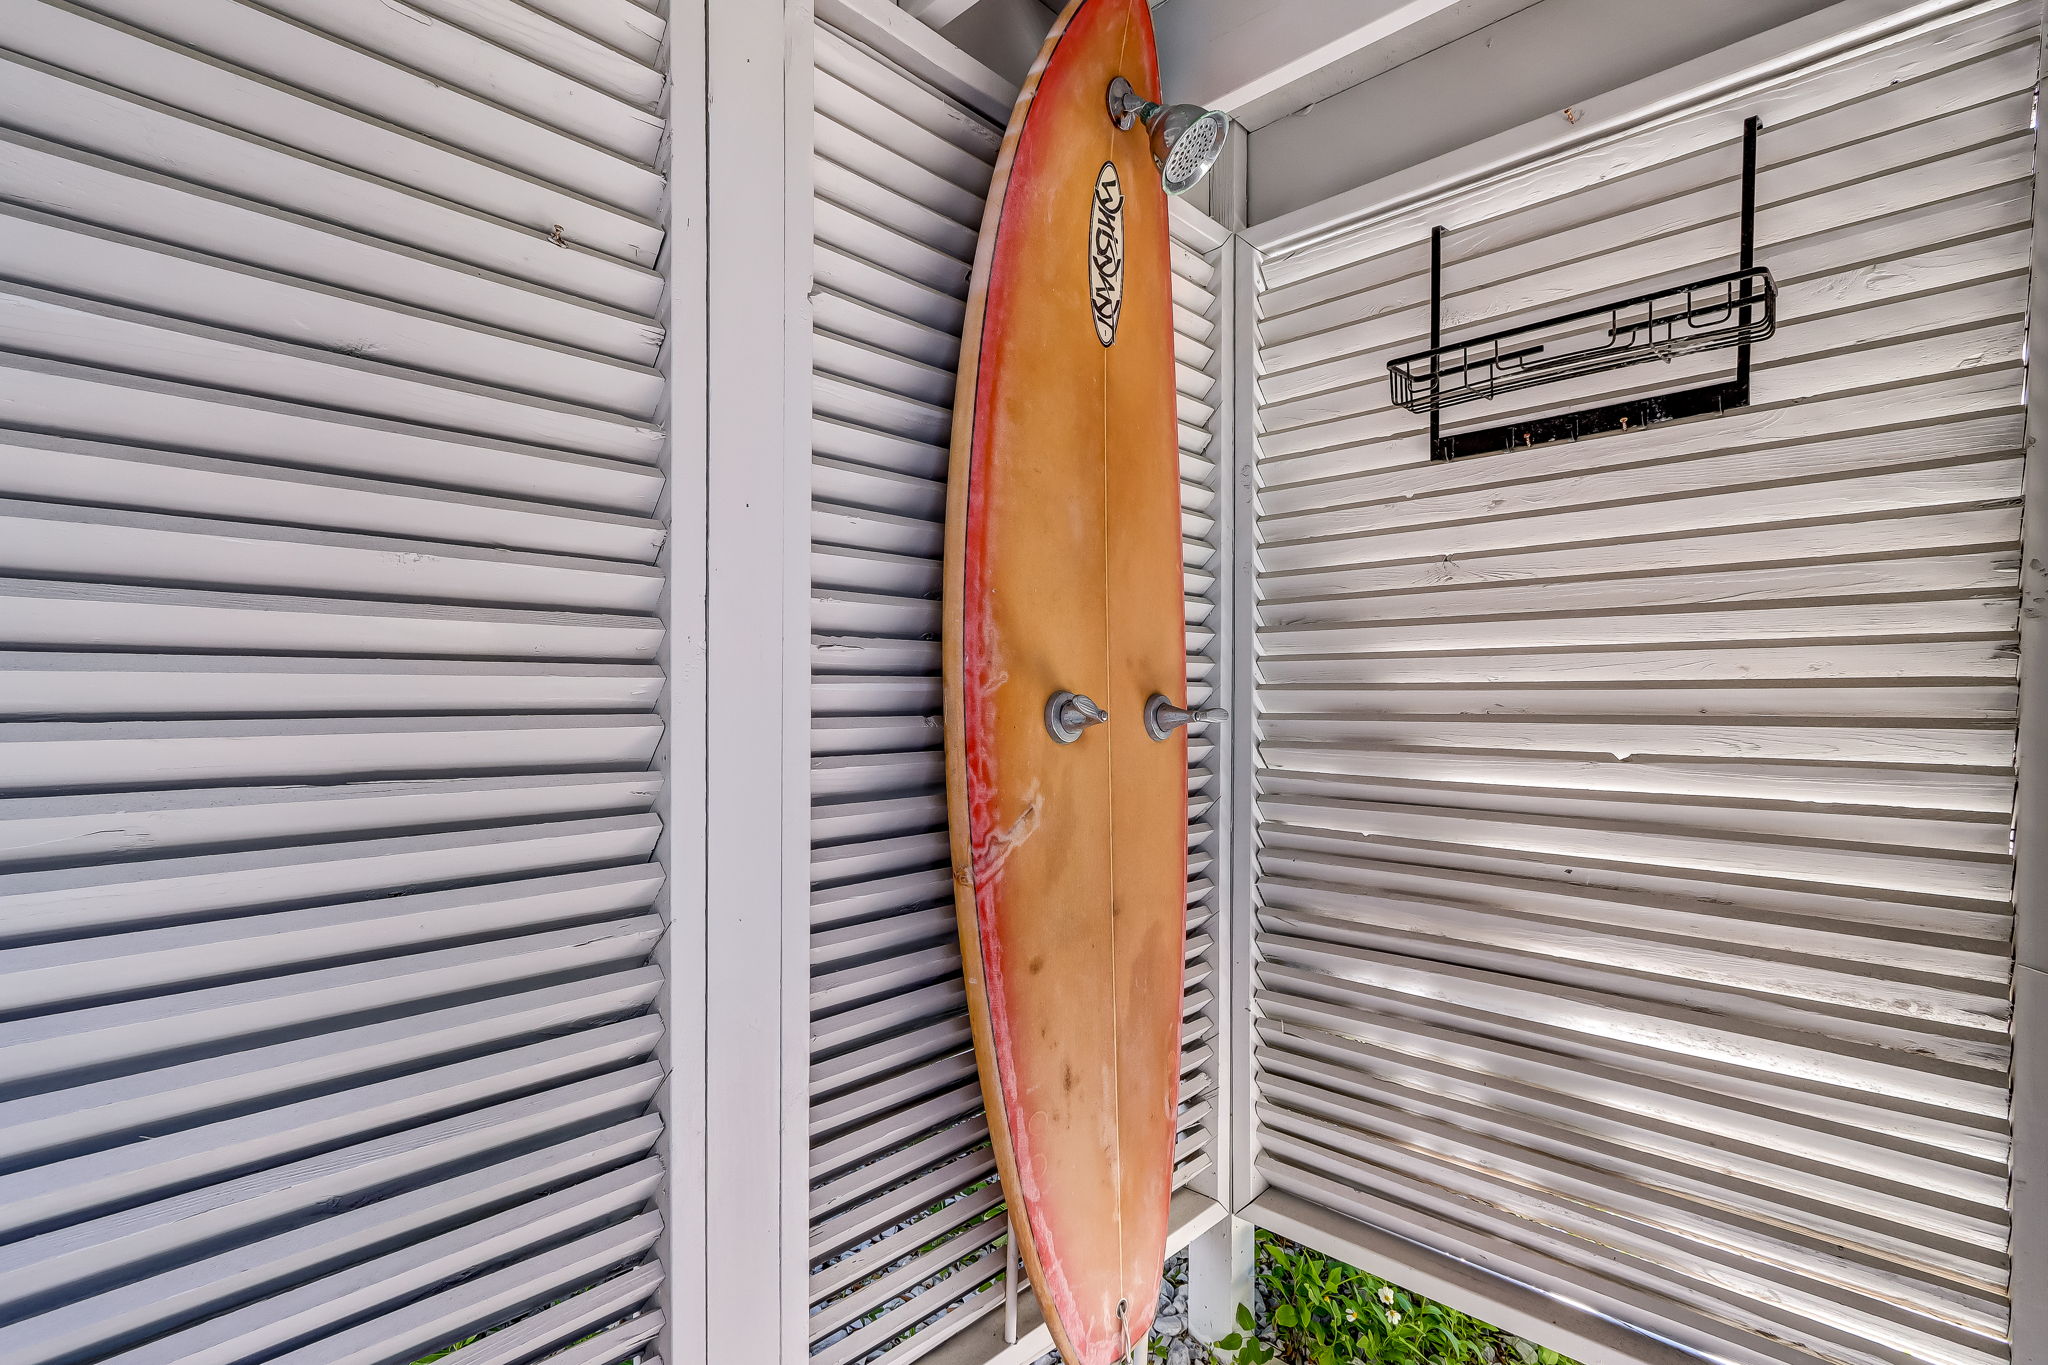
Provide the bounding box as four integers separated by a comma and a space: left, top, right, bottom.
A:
702, 0, 816, 1360
1162, 185, 1241, 1326
2008, 7, 2048, 1359
1216, 119, 1262, 1226
1185, 120, 1267, 1344
659, 1, 711, 1362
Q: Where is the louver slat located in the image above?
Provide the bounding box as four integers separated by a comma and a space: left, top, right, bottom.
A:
806, 16, 1228, 1361
0, 1, 670, 1361
1247, 7, 2035, 1365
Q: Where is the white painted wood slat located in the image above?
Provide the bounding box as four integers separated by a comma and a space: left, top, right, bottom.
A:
405, 0, 665, 109
0, 219, 666, 423
1248, 9, 2036, 1365
0, 30, 660, 305
63, 0, 663, 229
0, 126, 662, 364
0, 2, 671, 1361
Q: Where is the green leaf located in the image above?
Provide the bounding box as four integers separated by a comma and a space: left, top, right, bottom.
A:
1317, 1346, 1339, 1365
1274, 1305, 1299, 1328
1540, 1350, 1561, 1365
1237, 1303, 1256, 1331
1216, 1333, 1243, 1351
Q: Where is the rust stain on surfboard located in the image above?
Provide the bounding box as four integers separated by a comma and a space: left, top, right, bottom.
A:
941, 1, 1188, 1362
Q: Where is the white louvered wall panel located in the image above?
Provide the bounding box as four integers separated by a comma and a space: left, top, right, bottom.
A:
1248, 5, 2035, 1365
806, 20, 1229, 1363
0, 2, 669, 1363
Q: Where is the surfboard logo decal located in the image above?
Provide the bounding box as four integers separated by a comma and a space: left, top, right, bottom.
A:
1088, 160, 1124, 346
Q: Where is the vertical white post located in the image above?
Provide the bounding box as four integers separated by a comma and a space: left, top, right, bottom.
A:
2006, 17, 2048, 1362
701, 0, 815, 1360
656, 1, 710, 1361
1216, 119, 1264, 1216
1187, 1213, 1258, 1344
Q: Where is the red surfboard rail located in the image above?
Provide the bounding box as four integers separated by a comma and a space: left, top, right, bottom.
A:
942, 1, 1189, 1361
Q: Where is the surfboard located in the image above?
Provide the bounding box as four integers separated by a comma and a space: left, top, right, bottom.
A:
942, 2, 1189, 1361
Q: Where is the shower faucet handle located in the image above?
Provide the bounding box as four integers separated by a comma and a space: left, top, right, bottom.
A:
1046, 691, 1109, 743
1144, 694, 1226, 741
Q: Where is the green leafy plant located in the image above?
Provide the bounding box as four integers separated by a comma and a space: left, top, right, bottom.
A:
1205, 1233, 1580, 1365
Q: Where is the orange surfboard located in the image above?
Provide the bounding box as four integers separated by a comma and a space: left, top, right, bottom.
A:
942, 2, 1190, 1361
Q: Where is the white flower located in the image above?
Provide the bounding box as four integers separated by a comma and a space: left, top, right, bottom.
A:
1386, 1311, 1403, 1326
1378, 1287, 1396, 1306
1344, 1309, 1357, 1322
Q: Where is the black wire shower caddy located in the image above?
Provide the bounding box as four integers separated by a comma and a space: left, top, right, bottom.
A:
1387, 116, 1775, 461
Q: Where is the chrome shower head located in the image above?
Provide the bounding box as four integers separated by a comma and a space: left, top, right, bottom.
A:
1106, 76, 1229, 197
